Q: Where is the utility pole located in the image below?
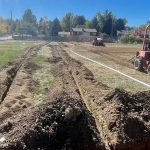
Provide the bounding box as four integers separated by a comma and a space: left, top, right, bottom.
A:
10, 10, 13, 36
111, 17, 113, 39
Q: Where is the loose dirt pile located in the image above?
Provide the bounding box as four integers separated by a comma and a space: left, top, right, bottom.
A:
0, 94, 103, 150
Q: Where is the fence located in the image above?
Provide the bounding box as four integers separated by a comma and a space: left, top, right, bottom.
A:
12, 35, 114, 43
0, 34, 12, 41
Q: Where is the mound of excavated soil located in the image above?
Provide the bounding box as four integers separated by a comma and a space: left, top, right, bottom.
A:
0, 94, 104, 150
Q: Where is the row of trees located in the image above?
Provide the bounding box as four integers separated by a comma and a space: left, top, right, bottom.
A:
0, 9, 127, 36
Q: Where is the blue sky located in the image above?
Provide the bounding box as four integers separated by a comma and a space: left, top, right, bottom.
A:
0, 0, 149, 26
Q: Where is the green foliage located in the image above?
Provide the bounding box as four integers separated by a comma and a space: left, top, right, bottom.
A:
61, 13, 86, 31
22, 9, 37, 26
32, 55, 46, 64
51, 18, 62, 36
13, 19, 21, 33
119, 34, 143, 44
91, 17, 99, 32
99, 33, 109, 39
38, 17, 49, 35
22, 9, 38, 35
61, 12, 74, 32
0, 17, 8, 33
135, 36, 143, 44
35, 77, 53, 96
119, 35, 129, 43
0, 9, 130, 36
48, 21, 53, 35
85, 17, 99, 32
97, 10, 127, 36
73, 15, 86, 27
85, 20, 92, 28
97, 10, 113, 35
115, 18, 127, 31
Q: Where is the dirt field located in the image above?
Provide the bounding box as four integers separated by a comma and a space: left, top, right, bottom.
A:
0, 42, 150, 150
66, 42, 150, 92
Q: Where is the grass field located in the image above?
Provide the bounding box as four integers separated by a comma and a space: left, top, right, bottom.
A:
0, 40, 37, 67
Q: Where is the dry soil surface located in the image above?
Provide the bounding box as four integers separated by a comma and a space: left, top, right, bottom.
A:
0, 42, 150, 150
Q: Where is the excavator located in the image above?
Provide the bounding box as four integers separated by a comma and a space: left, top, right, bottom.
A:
134, 24, 150, 73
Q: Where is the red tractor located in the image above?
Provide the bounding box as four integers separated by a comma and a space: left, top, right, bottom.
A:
134, 25, 150, 73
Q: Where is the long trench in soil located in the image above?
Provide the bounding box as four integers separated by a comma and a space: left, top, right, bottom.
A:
0, 43, 46, 105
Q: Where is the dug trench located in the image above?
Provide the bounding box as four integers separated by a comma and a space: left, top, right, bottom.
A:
0, 42, 47, 122
0, 42, 150, 150
49, 43, 150, 150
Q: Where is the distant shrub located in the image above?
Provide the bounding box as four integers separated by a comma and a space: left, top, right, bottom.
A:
119, 34, 143, 44
119, 34, 129, 43
129, 35, 135, 43
135, 36, 143, 44
100, 33, 109, 39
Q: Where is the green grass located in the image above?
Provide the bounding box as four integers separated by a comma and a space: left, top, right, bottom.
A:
32, 46, 55, 103
32, 55, 53, 96
32, 55, 47, 65
0, 40, 37, 67
0, 49, 22, 66
35, 77, 54, 96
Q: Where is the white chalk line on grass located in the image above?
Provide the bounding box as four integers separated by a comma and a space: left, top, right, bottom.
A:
70, 50, 150, 88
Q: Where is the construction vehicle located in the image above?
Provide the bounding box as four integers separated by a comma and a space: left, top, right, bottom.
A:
92, 37, 105, 46
134, 24, 150, 73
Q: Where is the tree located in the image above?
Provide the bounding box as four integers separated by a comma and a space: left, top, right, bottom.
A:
85, 20, 92, 28
51, 18, 61, 36
38, 17, 49, 35
22, 9, 37, 26
48, 20, 53, 35
85, 17, 99, 33
14, 19, 21, 33
61, 12, 74, 32
115, 18, 127, 31
91, 17, 99, 32
97, 12, 105, 33
22, 9, 38, 35
0, 17, 8, 33
97, 10, 113, 35
73, 15, 86, 27
97, 10, 128, 36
